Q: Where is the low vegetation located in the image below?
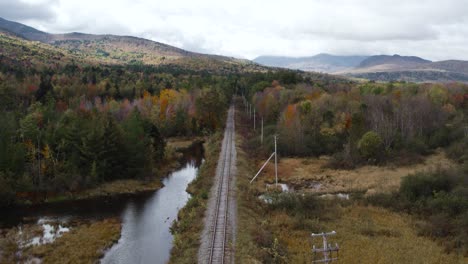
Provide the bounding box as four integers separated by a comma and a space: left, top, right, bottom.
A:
28, 219, 121, 263
254, 151, 454, 195
235, 98, 467, 263
368, 167, 468, 256
0, 218, 121, 263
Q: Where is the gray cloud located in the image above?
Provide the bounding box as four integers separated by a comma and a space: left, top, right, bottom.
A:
0, 0, 57, 21
2, 0, 468, 61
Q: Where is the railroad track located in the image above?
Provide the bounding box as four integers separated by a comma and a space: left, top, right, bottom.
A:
207, 106, 235, 264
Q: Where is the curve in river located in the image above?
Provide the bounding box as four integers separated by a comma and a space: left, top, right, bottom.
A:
101, 156, 201, 264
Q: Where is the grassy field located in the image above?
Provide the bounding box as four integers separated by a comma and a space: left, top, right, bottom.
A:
272, 204, 466, 264
234, 101, 466, 263
252, 152, 455, 195
169, 133, 222, 263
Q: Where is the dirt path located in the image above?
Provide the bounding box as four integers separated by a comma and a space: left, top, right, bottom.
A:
198, 105, 237, 264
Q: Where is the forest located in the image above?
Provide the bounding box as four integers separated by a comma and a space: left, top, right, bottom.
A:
248, 80, 467, 166
0, 60, 313, 207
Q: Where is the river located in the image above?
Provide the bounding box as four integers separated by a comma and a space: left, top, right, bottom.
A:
1, 143, 204, 264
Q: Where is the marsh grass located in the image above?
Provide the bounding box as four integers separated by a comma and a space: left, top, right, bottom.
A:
253, 152, 455, 195
234, 99, 465, 263
22, 219, 121, 264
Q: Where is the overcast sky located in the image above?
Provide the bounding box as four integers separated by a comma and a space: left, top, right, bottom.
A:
1, 0, 468, 60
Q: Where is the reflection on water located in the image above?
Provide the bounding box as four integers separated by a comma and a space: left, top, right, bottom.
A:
101, 161, 200, 264
1, 143, 204, 264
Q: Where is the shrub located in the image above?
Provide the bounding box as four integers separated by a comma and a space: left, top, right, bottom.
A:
368, 168, 468, 255
406, 138, 429, 155
428, 127, 450, 148
446, 137, 468, 164
399, 171, 453, 202
269, 193, 322, 219
429, 189, 468, 216
358, 131, 383, 161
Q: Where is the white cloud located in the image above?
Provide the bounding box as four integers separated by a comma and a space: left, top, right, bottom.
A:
2, 0, 468, 60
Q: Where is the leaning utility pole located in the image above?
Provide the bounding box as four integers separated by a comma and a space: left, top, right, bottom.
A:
311, 231, 339, 263
250, 135, 279, 187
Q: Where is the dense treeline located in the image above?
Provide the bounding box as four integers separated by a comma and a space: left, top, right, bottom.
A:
247, 80, 468, 167
0, 59, 316, 207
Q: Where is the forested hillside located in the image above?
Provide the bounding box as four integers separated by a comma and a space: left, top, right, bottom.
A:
0, 17, 264, 73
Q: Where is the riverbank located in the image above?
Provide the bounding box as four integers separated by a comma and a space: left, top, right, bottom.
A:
0, 137, 204, 263
12, 137, 204, 207
169, 133, 222, 263
0, 218, 121, 263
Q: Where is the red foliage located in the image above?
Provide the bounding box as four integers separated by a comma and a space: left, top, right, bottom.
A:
55, 100, 68, 112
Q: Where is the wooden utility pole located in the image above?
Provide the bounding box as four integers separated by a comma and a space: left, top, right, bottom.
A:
274, 135, 278, 187
261, 117, 263, 145
254, 108, 256, 130
311, 231, 339, 263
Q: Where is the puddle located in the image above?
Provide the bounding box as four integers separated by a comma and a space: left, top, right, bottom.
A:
319, 193, 350, 200
21, 218, 71, 247
258, 194, 273, 204
265, 183, 291, 192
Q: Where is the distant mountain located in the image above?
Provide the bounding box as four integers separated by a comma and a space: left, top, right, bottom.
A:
357, 54, 431, 68
0, 17, 262, 72
255, 52, 468, 82
254, 54, 369, 73
0, 17, 50, 42
340, 55, 468, 82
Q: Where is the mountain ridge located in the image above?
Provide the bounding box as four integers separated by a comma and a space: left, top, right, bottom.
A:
255, 53, 468, 82
254, 54, 369, 73
357, 54, 431, 68
0, 16, 259, 70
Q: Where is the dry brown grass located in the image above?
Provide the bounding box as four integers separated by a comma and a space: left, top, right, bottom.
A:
76, 179, 163, 199
273, 205, 467, 264
166, 137, 204, 150
253, 151, 455, 195
234, 98, 466, 263
27, 219, 121, 264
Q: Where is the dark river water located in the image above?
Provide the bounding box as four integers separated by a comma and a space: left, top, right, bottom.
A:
1, 143, 204, 264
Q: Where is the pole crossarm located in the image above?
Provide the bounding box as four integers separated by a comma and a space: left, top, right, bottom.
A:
311, 231, 339, 264
311, 231, 336, 237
